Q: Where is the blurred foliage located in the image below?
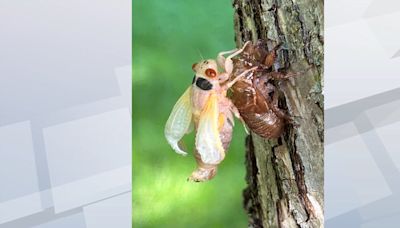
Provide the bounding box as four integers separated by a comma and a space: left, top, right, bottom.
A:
133, 1, 248, 227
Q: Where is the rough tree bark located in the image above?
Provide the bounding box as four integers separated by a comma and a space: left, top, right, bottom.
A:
232, 0, 324, 227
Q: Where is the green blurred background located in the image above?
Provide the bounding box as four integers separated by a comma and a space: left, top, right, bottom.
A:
133, 1, 248, 227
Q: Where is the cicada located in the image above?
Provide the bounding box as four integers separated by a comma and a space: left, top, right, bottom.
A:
165, 42, 256, 182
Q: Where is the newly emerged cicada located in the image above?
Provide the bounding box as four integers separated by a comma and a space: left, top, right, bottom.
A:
165, 42, 256, 182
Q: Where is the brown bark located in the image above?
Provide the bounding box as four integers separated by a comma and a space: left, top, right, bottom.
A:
232, 0, 324, 227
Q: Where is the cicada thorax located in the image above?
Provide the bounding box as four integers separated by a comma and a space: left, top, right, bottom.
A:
191, 85, 212, 120
229, 41, 287, 139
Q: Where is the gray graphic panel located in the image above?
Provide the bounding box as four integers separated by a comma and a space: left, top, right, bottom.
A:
326, 0, 400, 226
0, 122, 43, 224
0, 0, 131, 227
83, 193, 131, 228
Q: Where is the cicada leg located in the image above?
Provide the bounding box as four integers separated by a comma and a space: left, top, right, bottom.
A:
217, 41, 252, 84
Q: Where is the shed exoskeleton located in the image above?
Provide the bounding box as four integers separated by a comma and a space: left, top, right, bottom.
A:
230, 40, 300, 138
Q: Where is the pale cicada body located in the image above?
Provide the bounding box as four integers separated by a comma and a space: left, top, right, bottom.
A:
165, 42, 256, 182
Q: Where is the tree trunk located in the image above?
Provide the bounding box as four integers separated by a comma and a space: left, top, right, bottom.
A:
232, 0, 324, 227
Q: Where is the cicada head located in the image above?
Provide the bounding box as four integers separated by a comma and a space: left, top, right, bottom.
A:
192, 60, 219, 79
191, 59, 221, 90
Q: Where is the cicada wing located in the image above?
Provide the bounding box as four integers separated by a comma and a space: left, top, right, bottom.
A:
165, 87, 193, 156
195, 92, 225, 164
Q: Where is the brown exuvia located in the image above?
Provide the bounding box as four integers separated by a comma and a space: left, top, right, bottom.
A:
230, 40, 299, 139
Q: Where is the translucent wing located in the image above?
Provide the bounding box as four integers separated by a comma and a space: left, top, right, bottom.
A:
165, 87, 193, 156
195, 92, 224, 164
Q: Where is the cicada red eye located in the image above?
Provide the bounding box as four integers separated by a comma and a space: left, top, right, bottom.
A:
205, 68, 217, 78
